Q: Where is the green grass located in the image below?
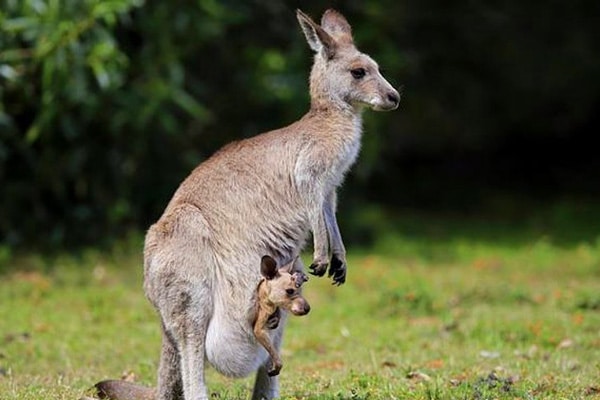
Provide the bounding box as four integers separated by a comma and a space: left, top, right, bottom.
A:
1, 205, 600, 399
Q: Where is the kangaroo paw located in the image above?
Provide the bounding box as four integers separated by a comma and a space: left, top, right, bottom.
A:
309, 260, 328, 277
329, 254, 346, 285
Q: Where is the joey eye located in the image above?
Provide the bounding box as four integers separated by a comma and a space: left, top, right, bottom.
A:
286, 288, 295, 295
350, 68, 366, 79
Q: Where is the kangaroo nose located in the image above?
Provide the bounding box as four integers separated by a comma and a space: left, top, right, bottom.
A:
387, 92, 400, 106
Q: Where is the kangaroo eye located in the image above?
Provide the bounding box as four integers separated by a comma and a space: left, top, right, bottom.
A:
351, 68, 366, 79
286, 288, 295, 295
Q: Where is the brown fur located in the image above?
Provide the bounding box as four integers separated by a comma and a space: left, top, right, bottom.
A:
253, 256, 310, 377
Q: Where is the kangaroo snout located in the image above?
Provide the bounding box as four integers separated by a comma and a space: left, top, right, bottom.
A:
387, 91, 400, 108
369, 85, 400, 111
376, 88, 400, 111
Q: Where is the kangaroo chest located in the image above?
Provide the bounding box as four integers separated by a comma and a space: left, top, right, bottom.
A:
307, 116, 363, 188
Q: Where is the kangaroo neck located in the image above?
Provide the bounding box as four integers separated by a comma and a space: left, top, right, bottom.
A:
300, 104, 362, 147
304, 101, 364, 134
309, 92, 363, 116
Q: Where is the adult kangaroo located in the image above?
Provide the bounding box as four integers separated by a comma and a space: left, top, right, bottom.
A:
95, 8, 399, 400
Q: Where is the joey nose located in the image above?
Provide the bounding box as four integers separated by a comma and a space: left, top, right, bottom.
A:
292, 300, 310, 316
303, 302, 311, 314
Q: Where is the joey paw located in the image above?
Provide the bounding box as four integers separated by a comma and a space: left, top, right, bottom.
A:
268, 362, 282, 377
266, 309, 281, 330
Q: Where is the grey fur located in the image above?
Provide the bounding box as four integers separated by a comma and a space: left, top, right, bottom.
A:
96, 8, 399, 400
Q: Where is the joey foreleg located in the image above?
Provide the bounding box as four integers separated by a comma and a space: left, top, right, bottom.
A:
254, 317, 283, 377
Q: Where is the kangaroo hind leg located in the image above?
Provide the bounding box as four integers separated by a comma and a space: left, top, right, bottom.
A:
157, 321, 183, 400
160, 281, 212, 400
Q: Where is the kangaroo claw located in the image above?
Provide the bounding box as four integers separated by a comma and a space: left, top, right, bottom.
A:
309, 261, 328, 277
329, 254, 346, 285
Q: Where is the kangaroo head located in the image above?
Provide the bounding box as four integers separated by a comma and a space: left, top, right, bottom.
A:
297, 9, 400, 112
260, 255, 310, 316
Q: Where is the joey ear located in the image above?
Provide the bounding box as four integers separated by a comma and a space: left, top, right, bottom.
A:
296, 9, 337, 59
261, 255, 279, 280
321, 9, 353, 45
279, 260, 295, 275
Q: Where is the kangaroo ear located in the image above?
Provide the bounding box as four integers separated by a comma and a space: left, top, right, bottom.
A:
296, 9, 337, 59
321, 9, 353, 45
261, 255, 279, 280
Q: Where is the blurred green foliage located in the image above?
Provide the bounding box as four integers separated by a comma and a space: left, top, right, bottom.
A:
1, 0, 598, 248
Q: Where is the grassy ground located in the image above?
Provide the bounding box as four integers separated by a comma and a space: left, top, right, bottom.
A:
1, 203, 600, 399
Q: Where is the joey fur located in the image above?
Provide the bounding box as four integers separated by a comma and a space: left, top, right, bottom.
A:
254, 255, 310, 377
95, 8, 400, 400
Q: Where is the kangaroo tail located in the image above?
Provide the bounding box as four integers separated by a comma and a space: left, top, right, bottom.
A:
95, 380, 155, 400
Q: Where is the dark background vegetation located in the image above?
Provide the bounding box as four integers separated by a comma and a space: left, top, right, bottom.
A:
1, 0, 599, 250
